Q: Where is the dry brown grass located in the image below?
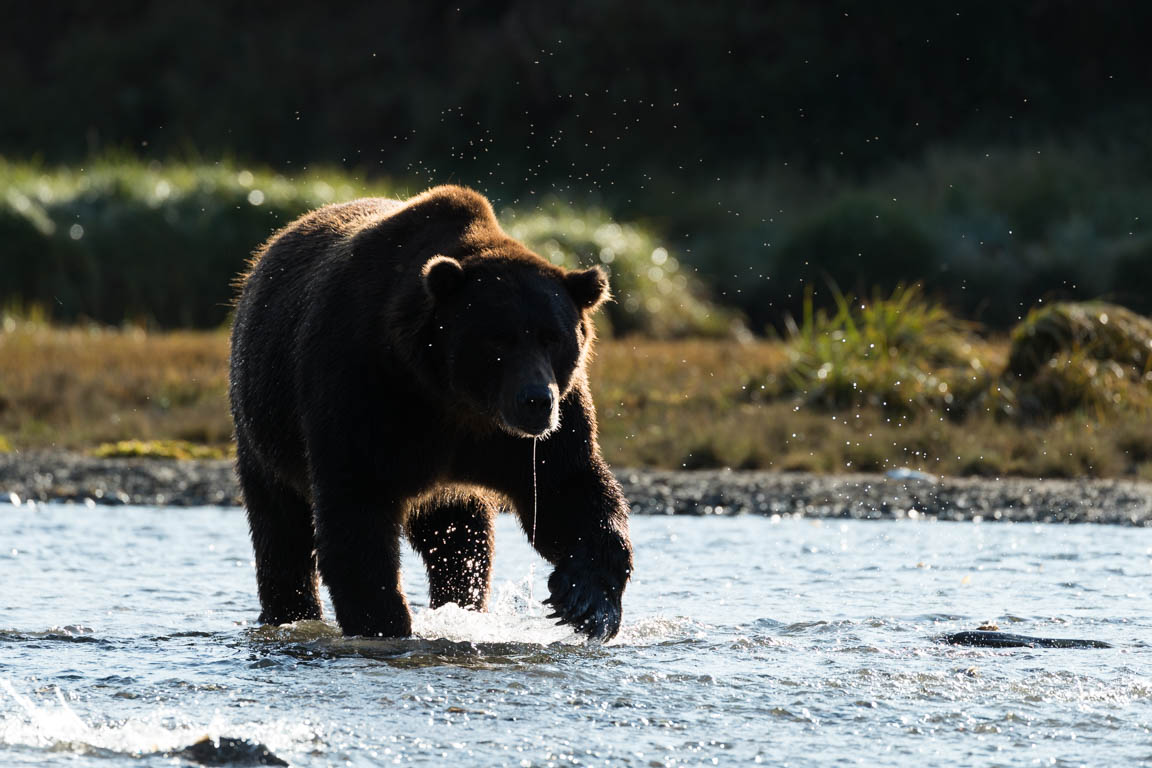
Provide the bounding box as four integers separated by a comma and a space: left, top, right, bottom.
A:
0, 317, 231, 450
1, 318, 1149, 479
588, 334, 1149, 478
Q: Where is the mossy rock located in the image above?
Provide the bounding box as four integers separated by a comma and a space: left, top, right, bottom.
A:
92, 439, 229, 460
1005, 302, 1152, 419
1008, 302, 1152, 379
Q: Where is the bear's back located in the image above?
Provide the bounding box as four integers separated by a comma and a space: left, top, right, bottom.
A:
230, 198, 403, 480
249, 197, 401, 275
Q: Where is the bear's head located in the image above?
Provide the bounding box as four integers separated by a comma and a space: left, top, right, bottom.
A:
421, 250, 609, 438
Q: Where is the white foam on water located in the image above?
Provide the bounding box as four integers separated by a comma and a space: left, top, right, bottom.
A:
614, 615, 710, 646
0, 679, 316, 760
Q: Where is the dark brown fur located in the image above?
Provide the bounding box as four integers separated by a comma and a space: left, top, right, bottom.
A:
229, 185, 632, 640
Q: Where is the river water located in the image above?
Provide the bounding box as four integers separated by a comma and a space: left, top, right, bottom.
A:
1, 501, 1149, 766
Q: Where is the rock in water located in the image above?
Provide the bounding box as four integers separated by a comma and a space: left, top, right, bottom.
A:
943, 630, 1112, 649
171, 736, 289, 766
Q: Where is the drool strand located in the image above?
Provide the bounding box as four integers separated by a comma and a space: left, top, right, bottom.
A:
531, 437, 538, 547
527, 437, 539, 602
528, 437, 539, 602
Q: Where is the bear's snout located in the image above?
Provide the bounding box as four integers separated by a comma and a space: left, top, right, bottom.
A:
504, 382, 559, 437
517, 383, 554, 412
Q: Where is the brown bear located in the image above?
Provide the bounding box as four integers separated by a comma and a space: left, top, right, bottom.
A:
229, 185, 632, 640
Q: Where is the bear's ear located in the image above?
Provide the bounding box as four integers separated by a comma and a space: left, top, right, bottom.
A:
422, 255, 465, 302
565, 266, 610, 311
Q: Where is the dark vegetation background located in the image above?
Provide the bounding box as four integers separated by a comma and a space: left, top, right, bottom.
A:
2, 0, 1151, 330
2, 1, 1151, 478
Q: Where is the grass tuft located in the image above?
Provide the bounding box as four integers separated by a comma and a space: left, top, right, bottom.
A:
775, 284, 997, 415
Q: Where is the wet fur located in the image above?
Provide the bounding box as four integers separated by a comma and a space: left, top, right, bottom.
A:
229, 185, 632, 640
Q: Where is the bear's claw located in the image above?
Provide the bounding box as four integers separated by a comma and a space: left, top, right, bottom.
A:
545, 559, 623, 641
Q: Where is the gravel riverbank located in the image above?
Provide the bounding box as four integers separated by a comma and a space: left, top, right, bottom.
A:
1, 451, 1150, 525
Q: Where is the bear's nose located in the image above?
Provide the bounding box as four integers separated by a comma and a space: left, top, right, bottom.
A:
517, 384, 554, 413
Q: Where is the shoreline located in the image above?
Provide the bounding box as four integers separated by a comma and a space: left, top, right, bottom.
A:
1, 451, 1150, 526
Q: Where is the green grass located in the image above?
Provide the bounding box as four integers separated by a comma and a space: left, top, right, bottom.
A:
773, 284, 996, 415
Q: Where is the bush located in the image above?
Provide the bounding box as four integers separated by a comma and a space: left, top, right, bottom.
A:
770, 195, 941, 305
0, 157, 735, 337
0, 158, 332, 327
676, 144, 1152, 331
768, 292, 1152, 428
504, 204, 742, 337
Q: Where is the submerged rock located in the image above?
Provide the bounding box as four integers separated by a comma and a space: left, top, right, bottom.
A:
170, 736, 289, 766
942, 630, 1113, 649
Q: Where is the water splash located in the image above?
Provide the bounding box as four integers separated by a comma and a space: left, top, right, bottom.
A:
412, 574, 577, 645
0, 680, 90, 749
0, 679, 313, 759
413, 601, 574, 646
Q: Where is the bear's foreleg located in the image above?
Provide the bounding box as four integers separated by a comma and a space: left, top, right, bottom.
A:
531, 465, 632, 641
472, 389, 633, 641
405, 493, 496, 610
312, 490, 412, 638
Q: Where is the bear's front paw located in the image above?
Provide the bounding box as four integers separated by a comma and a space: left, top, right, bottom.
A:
544, 557, 624, 642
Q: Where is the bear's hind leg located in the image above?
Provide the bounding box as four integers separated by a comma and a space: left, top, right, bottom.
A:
405, 493, 496, 610
237, 459, 323, 625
